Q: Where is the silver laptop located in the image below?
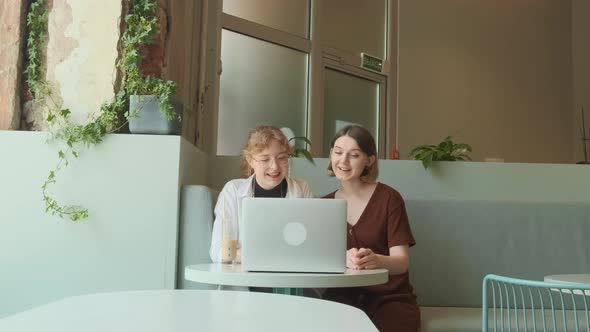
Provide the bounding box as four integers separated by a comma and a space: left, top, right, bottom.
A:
241, 198, 347, 273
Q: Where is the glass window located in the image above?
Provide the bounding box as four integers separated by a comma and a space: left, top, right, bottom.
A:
223, 0, 310, 38
323, 68, 380, 156
217, 30, 308, 156
322, 0, 387, 59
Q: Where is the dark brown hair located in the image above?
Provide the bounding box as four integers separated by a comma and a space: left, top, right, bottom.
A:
326, 125, 379, 182
239, 126, 293, 178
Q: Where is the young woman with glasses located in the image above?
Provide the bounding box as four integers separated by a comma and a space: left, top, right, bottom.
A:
209, 125, 314, 263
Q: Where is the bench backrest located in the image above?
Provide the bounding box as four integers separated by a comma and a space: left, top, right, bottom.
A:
178, 185, 219, 289
407, 199, 590, 307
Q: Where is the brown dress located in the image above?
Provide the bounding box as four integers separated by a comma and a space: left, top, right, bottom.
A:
323, 182, 420, 332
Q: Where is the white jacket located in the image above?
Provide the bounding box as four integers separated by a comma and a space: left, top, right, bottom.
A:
209, 175, 314, 263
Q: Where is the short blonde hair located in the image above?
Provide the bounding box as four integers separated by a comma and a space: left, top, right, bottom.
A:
239, 126, 294, 178
326, 125, 379, 182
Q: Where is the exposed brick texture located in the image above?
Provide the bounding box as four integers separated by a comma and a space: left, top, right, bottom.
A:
139, 0, 168, 78
0, 0, 28, 130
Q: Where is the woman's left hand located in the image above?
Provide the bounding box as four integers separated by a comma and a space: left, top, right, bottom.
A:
355, 248, 382, 270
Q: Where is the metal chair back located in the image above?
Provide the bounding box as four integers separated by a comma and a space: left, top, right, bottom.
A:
482, 274, 590, 331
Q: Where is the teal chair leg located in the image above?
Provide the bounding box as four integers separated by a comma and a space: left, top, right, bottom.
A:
273, 288, 303, 296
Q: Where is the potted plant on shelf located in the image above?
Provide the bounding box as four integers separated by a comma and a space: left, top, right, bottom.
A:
119, 0, 180, 135
290, 136, 315, 164
280, 127, 315, 165
409, 136, 472, 169
126, 74, 181, 135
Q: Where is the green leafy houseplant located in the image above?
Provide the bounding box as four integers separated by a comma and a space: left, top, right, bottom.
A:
25, 0, 178, 221
24, 0, 49, 100
409, 136, 472, 169
119, 0, 178, 122
289, 136, 315, 165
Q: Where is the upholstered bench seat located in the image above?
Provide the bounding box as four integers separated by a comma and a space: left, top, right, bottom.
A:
420, 307, 481, 332
179, 186, 590, 331
420, 306, 589, 332
406, 200, 590, 331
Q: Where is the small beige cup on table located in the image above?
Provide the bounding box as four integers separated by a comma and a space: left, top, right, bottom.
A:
221, 202, 238, 264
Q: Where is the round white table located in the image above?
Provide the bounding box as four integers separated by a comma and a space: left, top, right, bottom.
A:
544, 274, 590, 285
0, 290, 378, 332
185, 263, 389, 295
544, 274, 590, 296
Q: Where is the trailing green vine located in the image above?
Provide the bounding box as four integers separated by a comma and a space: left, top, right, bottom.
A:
26, 0, 178, 221
24, 0, 49, 99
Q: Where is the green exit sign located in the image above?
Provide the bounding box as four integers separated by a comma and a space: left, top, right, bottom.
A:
361, 53, 383, 73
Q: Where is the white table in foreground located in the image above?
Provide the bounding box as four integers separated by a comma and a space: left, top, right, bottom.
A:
544, 274, 590, 285
0, 290, 378, 332
185, 263, 389, 289
544, 274, 590, 295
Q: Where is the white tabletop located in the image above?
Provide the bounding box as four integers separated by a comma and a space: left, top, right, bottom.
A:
185, 263, 389, 288
544, 274, 590, 296
0, 290, 378, 332
544, 274, 590, 285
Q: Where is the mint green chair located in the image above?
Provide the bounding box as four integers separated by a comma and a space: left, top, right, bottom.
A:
483, 274, 590, 331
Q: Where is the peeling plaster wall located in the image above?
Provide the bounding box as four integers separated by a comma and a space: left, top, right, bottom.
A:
37, 0, 121, 127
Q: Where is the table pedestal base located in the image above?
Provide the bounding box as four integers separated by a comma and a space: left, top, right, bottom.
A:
273, 288, 303, 296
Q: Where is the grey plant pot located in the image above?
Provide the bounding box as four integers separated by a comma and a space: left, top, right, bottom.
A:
129, 95, 182, 135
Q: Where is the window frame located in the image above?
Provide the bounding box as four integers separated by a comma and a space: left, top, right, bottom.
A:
201, 0, 398, 158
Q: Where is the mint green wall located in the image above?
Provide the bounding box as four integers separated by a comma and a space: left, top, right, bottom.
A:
202, 156, 590, 201
0, 131, 185, 318
291, 158, 590, 202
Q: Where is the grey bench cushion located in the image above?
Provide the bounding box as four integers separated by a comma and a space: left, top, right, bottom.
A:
176, 188, 590, 331
420, 307, 590, 332
407, 200, 590, 307
178, 185, 219, 289
420, 307, 481, 332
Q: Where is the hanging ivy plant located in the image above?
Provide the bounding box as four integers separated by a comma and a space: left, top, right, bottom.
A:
25, 0, 177, 221
24, 0, 49, 99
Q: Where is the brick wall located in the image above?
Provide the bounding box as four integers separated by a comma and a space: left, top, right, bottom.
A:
0, 0, 28, 130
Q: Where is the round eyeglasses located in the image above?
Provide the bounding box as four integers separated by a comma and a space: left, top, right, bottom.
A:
251, 154, 290, 167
